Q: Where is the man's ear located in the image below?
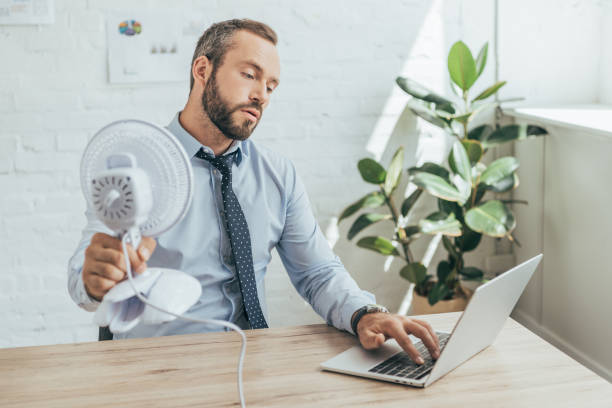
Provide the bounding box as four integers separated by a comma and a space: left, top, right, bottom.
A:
192, 55, 212, 88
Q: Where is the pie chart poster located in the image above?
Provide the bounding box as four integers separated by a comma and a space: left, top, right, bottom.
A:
106, 12, 196, 84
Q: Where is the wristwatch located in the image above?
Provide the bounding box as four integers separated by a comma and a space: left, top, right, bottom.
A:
351, 304, 389, 336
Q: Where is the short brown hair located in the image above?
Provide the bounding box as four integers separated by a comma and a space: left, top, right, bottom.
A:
189, 19, 278, 91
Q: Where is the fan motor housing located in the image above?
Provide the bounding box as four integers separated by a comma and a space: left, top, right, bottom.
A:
91, 167, 153, 233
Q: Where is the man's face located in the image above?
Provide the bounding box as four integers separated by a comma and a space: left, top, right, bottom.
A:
201, 30, 280, 141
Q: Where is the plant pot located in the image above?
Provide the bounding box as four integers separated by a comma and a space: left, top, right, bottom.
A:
409, 289, 473, 315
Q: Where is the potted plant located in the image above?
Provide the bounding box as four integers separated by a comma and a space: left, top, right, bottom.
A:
339, 40, 547, 314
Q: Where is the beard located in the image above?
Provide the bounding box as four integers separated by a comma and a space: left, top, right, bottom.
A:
201, 69, 262, 141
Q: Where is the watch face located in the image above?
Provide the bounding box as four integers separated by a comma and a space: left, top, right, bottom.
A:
366, 304, 388, 313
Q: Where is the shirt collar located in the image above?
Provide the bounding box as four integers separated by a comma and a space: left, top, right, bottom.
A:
165, 111, 245, 166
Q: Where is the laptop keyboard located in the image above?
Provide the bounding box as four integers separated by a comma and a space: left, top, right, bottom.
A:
368, 332, 450, 380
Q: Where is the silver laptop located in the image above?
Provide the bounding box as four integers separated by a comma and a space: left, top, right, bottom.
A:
321, 254, 542, 387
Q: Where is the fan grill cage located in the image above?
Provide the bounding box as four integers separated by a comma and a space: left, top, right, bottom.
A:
81, 120, 193, 237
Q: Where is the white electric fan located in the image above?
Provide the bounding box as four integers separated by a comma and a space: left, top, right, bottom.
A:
80, 119, 248, 407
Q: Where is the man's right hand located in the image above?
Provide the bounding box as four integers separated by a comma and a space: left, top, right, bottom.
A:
83, 232, 157, 301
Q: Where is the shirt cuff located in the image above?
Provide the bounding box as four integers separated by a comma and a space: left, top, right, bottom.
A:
73, 267, 101, 312
342, 295, 376, 335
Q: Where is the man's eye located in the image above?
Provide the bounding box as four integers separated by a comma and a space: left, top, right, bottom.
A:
242, 72, 255, 79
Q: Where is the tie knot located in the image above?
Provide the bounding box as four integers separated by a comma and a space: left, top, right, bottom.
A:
196, 148, 236, 174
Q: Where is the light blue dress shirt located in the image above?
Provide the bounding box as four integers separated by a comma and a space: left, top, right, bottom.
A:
68, 112, 375, 339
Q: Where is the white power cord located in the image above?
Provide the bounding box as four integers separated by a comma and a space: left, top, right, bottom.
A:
121, 234, 248, 408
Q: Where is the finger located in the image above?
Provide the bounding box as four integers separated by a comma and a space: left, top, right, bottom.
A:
359, 330, 386, 350
412, 318, 439, 349
404, 319, 439, 359
137, 237, 156, 262
93, 248, 146, 274
94, 233, 152, 270
94, 233, 132, 253
90, 233, 151, 274
94, 248, 127, 271
90, 261, 125, 282
97, 236, 144, 272
85, 274, 116, 299
384, 320, 424, 364
91, 232, 119, 248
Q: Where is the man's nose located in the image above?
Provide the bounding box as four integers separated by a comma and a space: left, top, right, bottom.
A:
250, 82, 269, 108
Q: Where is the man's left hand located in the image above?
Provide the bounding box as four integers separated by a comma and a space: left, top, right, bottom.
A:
356, 313, 440, 364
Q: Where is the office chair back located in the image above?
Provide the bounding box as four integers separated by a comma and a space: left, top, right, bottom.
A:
98, 326, 113, 341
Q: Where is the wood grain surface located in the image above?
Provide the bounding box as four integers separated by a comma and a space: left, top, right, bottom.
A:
1, 313, 610, 407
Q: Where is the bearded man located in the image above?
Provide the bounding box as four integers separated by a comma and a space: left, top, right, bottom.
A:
68, 19, 440, 365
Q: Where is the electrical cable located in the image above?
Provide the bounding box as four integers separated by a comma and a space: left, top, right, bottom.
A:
121, 233, 247, 408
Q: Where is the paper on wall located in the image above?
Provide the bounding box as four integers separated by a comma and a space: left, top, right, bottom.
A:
107, 12, 207, 84
0, 0, 54, 25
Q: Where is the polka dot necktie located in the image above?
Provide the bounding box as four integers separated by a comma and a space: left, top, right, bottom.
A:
196, 148, 268, 329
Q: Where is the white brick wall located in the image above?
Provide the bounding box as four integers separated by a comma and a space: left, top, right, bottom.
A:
1, 0, 601, 348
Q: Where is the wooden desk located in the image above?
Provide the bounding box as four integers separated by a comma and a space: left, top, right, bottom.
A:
1, 313, 610, 407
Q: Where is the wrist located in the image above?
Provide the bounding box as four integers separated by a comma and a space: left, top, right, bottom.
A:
351, 304, 389, 336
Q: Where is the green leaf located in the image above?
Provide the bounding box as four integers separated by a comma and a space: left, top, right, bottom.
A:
500, 199, 528, 205
449, 112, 471, 124
486, 172, 520, 193
347, 213, 391, 240
437, 260, 452, 282
449, 140, 483, 174
356, 236, 400, 256
442, 235, 460, 261
460, 266, 484, 280
428, 281, 452, 305
358, 158, 386, 184
384, 147, 404, 195
403, 225, 421, 239
473, 183, 487, 204
419, 212, 462, 236
448, 41, 478, 91
471, 162, 487, 181
423, 211, 448, 221
483, 124, 548, 148
406, 99, 451, 129
463, 140, 483, 164
454, 176, 472, 206
451, 101, 498, 124
401, 189, 423, 217
480, 157, 519, 186
467, 124, 494, 142
472, 81, 507, 102
338, 192, 386, 223
465, 200, 516, 237
455, 225, 482, 252
450, 141, 472, 183
408, 162, 450, 182
399, 262, 428, 284
438, 199, 463, 221
411, 172, 466, 204
395, 77, 456, 113
475, 43, 488, 78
